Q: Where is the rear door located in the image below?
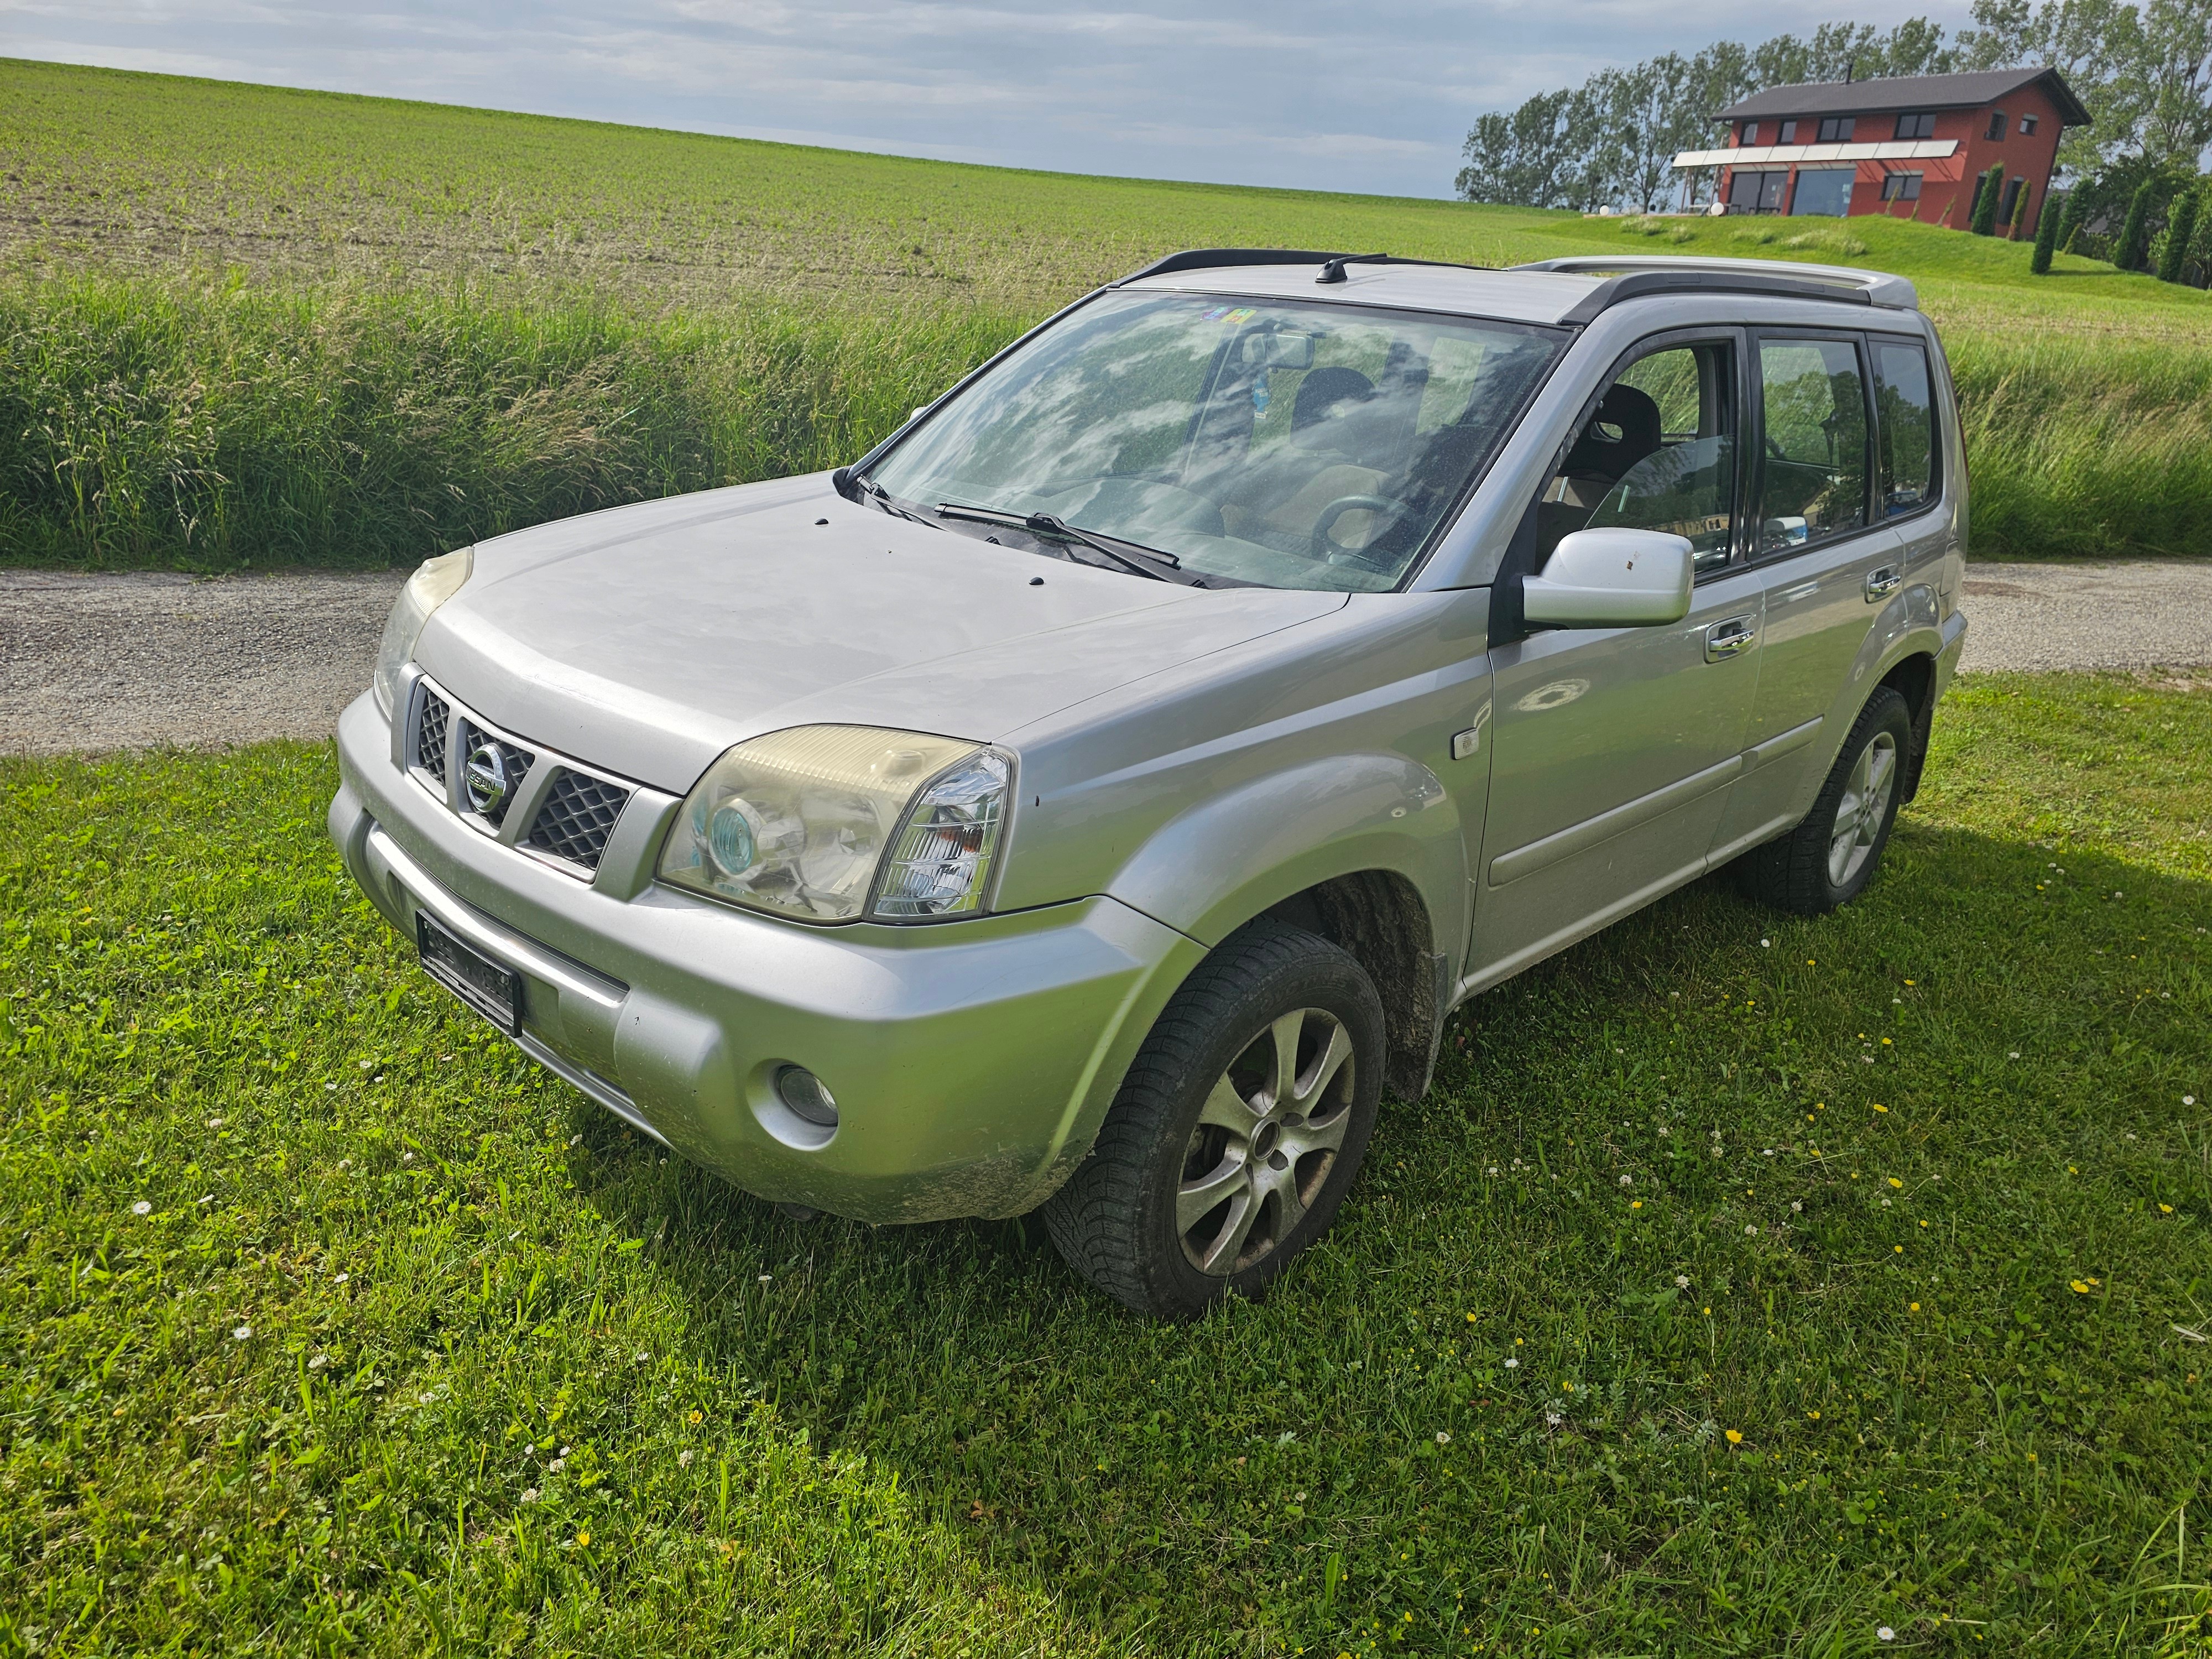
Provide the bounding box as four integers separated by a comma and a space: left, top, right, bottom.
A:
1469, 330, 1764, 989
1713, 330, 1895, 859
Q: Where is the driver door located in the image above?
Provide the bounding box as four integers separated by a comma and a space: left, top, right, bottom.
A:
1468, 331, 1764, 989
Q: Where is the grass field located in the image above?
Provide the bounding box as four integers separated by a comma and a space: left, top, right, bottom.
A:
5, 57, 2212, 568
6, 670, 2210, 1656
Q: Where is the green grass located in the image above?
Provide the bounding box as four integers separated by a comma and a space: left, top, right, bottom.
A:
7, 57, 2212, 568
7, 671, 2211, 1655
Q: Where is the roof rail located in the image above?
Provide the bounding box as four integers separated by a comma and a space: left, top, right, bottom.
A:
1514, 254, 1918, 314
1115, 248, 1492, 286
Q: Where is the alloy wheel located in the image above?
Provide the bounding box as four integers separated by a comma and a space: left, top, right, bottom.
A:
1176, 1007, 1356, 1275
1827, 728, 1899, 889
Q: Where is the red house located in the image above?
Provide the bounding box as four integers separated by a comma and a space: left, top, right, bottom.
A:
1671, 67, 2089, 235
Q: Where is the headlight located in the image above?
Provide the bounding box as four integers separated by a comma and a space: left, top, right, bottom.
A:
373, 547, 473, 717
658, 726, 1013, 924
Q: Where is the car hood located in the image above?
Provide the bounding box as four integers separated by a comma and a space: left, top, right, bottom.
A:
414, 473, 1348, 794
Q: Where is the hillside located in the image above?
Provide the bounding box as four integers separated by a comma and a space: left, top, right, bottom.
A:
3, 56, 2209, 567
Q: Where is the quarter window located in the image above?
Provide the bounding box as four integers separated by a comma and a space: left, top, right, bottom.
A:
1754, 338, 1869, 555
1871, 341, 1939, 518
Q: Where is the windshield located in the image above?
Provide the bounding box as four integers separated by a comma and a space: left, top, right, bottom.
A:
863, 290, 1563, 592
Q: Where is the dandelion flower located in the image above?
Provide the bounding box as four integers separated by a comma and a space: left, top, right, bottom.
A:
1631, 1200, 1643, 1209
1910, 1302, 1921, 1312
576, 1530, 590, 1547
1888, 1177, 1903, 1189
1725, 1428, 1743, 1444
2162, 1204, 2175, 1214
132, 1201, 152, 1216
2070, 1280, 2091, 1293
1872, 1104, 1888, 1114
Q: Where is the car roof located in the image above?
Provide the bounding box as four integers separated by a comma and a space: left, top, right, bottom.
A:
1120, 261, 1608, 327
1117, 251, 1918, 327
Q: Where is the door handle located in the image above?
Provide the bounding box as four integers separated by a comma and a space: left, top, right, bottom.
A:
1864, 565, 1902, 602
1704, 615, 1758, 662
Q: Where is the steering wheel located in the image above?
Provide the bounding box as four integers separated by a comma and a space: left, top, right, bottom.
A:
1310, 494, 1413, 565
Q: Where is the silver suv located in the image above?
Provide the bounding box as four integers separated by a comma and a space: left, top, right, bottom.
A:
331, 250, 1967, 1318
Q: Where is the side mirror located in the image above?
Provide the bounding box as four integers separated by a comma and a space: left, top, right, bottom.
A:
1521, 529, 1694, 628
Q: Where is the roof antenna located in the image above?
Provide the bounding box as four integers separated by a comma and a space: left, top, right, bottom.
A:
1317, 252, 1389, 284
1844, 58, 1855, 83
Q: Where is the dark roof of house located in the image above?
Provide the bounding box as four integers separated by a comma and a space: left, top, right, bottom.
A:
1717, 67, 2090, 128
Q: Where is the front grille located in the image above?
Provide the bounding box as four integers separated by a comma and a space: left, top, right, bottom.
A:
415, 690, 452, 785
455, 719, 536, 828
525, 770, 633, 870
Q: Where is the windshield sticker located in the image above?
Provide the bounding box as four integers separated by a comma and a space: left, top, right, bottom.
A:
1252, 382, 1271, 412
1201, 305, 1258, 324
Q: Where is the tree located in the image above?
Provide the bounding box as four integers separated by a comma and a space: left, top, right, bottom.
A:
2156, 183, 2201, 275
1455, 90, 1579, 208
2058, 187, 2089, 249
1970, 164, 2008, 232
2114, 175, 2161, 265
2032, 186, 2067, 267
2012, 176, 2037, 233
2124, 0, 2212, 166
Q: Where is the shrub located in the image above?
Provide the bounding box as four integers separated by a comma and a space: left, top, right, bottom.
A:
2031, 189, 2064, 273
2157, 189, 2201, 284
1969, 165, 2005, 236
2114, 179, 2159, 271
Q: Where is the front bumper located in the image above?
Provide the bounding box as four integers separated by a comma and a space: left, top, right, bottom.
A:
330, 692, 1203, 1222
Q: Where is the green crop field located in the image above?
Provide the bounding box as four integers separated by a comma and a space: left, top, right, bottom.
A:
6, 675, 2211, 1655
4, 56, 2211, 570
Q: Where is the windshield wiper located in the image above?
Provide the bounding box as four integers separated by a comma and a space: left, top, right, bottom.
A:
856, 475, 936, 528
935, 502, 1193, 584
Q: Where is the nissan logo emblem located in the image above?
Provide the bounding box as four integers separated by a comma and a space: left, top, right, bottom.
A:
463, 741, 509, 816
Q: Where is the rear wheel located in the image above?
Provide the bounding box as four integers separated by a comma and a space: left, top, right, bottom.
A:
1041, 921, 1384, 1319
1744, 686, 1912, 915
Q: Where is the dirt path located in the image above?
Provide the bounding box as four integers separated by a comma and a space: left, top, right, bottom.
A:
3, 560, 2205, 756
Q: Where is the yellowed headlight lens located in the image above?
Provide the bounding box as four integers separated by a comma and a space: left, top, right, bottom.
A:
659, 726, 984, 922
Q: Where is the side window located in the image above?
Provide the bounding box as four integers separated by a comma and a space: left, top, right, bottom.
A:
1871, 340, 1939, 517
1535, 340, 1738, 572
1753, 337, 1869, 555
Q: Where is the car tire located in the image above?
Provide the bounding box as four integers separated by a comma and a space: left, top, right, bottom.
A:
1040, 920, 1385, 1320
1743, 686, 1913, 916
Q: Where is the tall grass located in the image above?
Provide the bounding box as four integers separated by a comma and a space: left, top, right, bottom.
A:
3, 270, 2209, 567
0, 274, 1020, 569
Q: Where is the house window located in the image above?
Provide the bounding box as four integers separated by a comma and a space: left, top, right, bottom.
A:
1790, 168, 1855, 217
1986, 110, 2008, 139
1894, 111, 1937, 140
1817, 116, 1856, 143
1778, 119, 1799, 143
2020, 113, 2039, 135
1880, 171, 1924, 201
1741, 121, 1759, 144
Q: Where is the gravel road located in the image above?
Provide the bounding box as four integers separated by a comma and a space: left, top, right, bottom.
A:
2, 559, 2206, 756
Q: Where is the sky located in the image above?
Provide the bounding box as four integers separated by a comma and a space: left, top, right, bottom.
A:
2, 0, 1980, 199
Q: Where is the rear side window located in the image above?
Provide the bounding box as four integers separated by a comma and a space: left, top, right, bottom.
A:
1753, 337, 1869, 555
1871, 340, 1940, 518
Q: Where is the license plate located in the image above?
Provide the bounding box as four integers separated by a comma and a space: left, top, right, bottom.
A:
416, 912, 522, 1034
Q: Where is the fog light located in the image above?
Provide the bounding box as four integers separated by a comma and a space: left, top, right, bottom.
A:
775, 1066, 838, 1128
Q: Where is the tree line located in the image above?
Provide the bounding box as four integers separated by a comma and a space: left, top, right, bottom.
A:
1455, 0, 2212, 249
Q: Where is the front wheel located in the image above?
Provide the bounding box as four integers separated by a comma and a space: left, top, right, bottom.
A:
1743, 686, 1913, 915
1040, 921, 1385, 1319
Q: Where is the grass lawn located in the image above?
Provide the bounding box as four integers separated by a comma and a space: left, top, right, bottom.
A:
5, 669, 2210, 1655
